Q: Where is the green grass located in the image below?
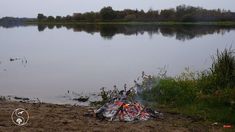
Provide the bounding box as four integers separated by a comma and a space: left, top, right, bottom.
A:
142, 78, 235, 124
142, 47, 235, 124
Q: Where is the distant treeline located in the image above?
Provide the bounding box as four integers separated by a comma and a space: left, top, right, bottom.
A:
0, 17, 34, 28
37, 5, 235, 22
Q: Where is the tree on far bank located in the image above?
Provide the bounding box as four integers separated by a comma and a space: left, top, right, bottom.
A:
100, 7, 117, 21
47, 16, 55, 21
37, 13, 47, 21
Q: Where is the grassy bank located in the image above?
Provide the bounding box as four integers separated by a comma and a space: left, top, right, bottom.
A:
142, 48, 235, 124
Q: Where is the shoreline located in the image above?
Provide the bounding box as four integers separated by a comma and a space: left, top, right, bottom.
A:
26, 21, 235, 26
0, 99, 227, 131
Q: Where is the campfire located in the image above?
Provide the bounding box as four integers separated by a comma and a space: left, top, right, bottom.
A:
92, 72, 163, 122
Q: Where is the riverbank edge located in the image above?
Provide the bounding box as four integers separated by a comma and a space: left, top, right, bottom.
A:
26, 21, 235, 26
0, 98, 231, 131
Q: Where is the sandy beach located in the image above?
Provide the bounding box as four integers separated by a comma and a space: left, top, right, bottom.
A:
0, 99, 226, 132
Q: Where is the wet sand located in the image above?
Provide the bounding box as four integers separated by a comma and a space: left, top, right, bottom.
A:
0, 100, 225, 132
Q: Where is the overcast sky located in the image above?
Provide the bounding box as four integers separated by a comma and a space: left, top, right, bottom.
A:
1, 0, 235, 18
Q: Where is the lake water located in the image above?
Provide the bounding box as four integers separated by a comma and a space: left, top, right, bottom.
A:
0, 24, 235, 104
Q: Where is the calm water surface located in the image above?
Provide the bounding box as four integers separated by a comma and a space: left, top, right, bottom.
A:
0, 25, 234, 104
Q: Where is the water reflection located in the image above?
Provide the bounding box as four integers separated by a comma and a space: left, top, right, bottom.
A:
37, 24, 235, 41
1, 23, 234, 104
